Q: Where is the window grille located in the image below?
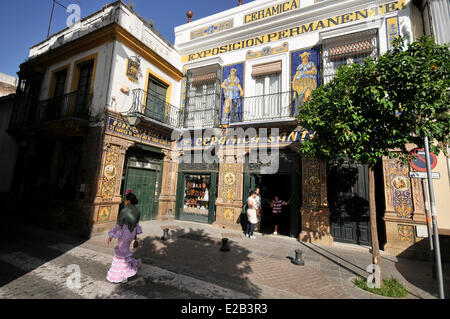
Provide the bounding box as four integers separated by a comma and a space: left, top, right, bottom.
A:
323, 29, 379, 84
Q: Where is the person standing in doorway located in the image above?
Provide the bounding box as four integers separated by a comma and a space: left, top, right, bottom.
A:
254, 187, 262, 232
270, 195, 290, 235
246, 191, 260, 239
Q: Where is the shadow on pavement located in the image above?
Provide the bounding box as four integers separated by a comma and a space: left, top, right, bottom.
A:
0, 219, 87, 288
396, 240, 450, 298
119, 227, 262, 298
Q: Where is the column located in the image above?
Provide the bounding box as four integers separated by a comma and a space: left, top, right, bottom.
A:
158, 148, 181, 220
382, 157, 429, 259
214, 154, 244, 231
90, 135, 131, 235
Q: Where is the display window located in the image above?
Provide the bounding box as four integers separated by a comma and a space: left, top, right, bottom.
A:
183, 174, 211, 216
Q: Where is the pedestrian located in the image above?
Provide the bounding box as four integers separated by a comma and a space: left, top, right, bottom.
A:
246, 191, 260, 239
106, 192, 142, 283
254, 187, 262, 231
270, 195, 290, 235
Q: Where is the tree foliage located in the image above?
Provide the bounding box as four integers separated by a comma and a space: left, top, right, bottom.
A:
298, 36, 450, 166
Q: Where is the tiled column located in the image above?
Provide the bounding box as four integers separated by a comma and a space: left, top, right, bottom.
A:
382, 157, 429, 259
214, 154, 244, 231
158, 148, 181, 219
299, 157, 334, 245
90, 134, 133, 235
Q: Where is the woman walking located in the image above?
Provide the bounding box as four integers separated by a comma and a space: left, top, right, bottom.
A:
106, 192, 142, 283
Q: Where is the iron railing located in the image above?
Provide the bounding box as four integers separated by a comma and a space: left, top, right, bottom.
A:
183, 92, 220, 129
37, 91, 92, 123
230, 91, 297, 124
131, 89, 181, 128
10, 91, 92, 127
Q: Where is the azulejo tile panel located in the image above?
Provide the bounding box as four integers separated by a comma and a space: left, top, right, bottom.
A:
390, 160, 414, 218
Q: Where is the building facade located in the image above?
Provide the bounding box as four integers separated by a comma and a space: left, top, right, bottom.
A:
8, 1, 182, 235
7, 0, 449, 261
0, 73, 18, 195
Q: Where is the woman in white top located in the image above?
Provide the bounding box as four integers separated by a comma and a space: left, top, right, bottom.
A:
246, 191, 260, 239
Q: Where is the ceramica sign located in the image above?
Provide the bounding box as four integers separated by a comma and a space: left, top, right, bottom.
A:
244, 0, 300, 24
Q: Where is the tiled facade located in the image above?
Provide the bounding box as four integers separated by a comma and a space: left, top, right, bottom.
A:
6, 0, 449, 261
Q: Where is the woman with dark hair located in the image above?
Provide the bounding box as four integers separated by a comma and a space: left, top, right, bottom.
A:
106, 192, 142, 283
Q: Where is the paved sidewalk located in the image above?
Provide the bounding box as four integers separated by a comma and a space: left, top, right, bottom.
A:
85, 219, 449, 299
1, 219, 448, 299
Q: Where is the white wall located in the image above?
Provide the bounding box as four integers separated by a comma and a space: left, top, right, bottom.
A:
107, 42, 181, 115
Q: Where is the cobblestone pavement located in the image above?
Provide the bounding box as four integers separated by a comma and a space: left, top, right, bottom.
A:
0, 219, 448, 299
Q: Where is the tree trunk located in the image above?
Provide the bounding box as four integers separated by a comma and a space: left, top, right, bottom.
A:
369, 165, 382, 285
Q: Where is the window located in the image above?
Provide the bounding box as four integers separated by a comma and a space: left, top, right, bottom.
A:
53, 70, 67, 98
184, 66, 221, 128
146, 76, 168, 122
74, 61, 93, 115
323, 29, 379, 84
246, 61, 283, 121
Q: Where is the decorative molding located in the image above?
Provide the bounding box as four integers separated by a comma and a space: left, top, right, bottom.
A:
246, 42, 289, 60
191, 19, 234, 40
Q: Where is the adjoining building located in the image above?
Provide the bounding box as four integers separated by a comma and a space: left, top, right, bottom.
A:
0, 72, 18, 197
7, 0, 449, 262
8, 1, 182, 235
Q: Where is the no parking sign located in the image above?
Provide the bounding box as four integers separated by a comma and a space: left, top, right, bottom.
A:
409, 148, 438, 172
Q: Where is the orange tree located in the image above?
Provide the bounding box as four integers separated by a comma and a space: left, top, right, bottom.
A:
297, 36, 449, 284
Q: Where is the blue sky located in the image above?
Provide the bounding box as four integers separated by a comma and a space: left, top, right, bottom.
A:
0, 0, 254, 77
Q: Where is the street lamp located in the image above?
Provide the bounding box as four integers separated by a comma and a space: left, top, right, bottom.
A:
126, 113, 141, 126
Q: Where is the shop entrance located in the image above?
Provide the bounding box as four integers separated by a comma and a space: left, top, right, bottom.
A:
243, 172, 301, 238
243, 149, 301, 237
121, 145, 164, 221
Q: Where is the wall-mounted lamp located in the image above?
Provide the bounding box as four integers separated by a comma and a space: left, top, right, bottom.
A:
126, 113, 141, 126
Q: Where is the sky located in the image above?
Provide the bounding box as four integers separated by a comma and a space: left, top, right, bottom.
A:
0, 0, 255, 77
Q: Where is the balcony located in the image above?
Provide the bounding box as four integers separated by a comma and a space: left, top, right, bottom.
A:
229, 91, 298, 126
131, 89, 181, 129
10, 91, 92, 128
37, 91, 92, 123
183, 92, 220, 129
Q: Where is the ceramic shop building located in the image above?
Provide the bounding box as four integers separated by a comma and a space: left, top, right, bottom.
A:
172, 0, 450, 259
7, 0, 449, 261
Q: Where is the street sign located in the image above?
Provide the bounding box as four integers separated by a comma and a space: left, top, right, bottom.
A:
410, 171, 441, 179
410, 148, 438, 172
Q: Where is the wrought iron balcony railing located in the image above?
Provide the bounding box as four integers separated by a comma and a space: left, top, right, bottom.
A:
37, 91, 92, 123
10, 91, 92, 128
131, 89, 181, 128
183, 93, 220, 129
230, 91, 297, 124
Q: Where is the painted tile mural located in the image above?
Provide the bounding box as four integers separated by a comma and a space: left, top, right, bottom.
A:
290, 46, 321, 116
390, 160, 414, 218
220, 62, 245, 126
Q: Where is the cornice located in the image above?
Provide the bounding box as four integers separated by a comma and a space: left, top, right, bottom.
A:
21, 22, 183, 81
176, 0, 405, 55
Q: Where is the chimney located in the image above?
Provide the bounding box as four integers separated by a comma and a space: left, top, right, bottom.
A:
187, 11, 193, 23
238, 0, 243, 6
